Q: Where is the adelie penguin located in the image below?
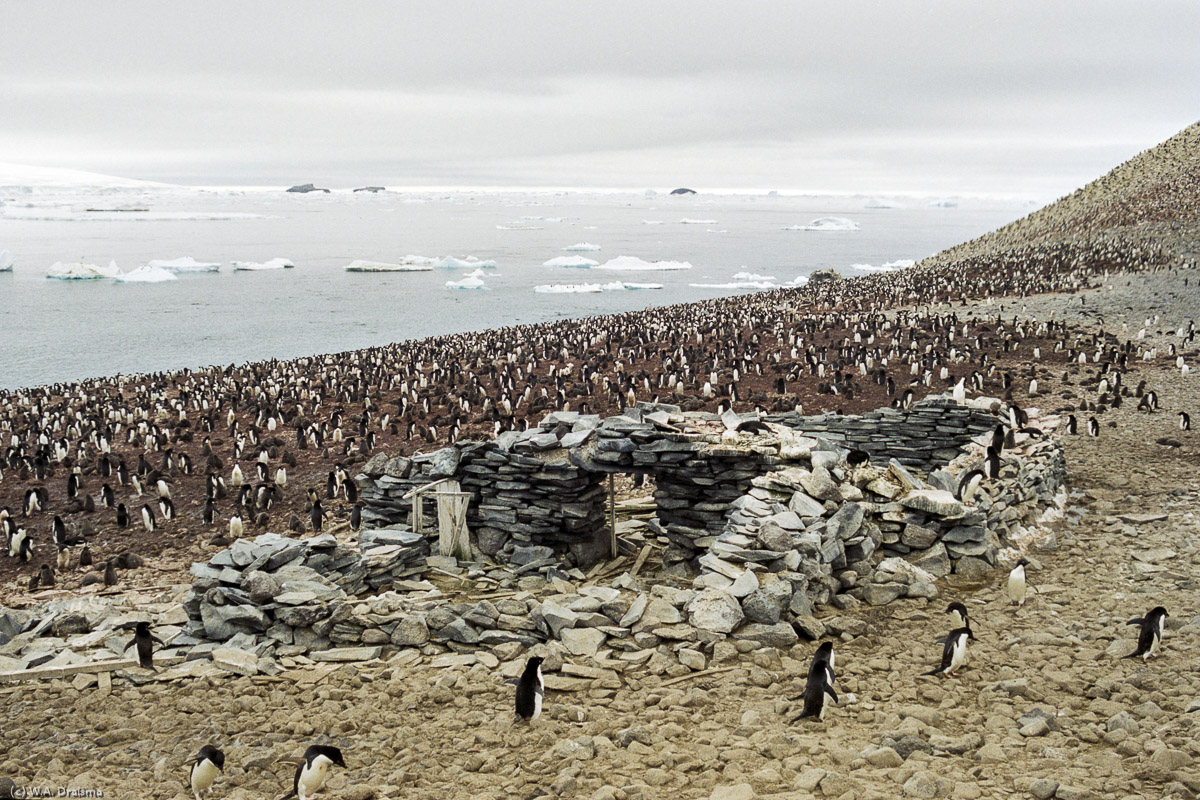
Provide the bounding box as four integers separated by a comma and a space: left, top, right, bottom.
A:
946, 601, 970, 630
514, 655, 545, 723
115, 503, 129, 529
1125, 606, 1168, 661
924, 627, 973, 677
1087, 417, 1100, 436
141, 503, 157, 532
124, 620, 163, 670
791, 642, 838, 722
1181, 412, 1192, 432
1007, 558, 1030, 607
189, 744, 225, 800
279, 744, 346, 800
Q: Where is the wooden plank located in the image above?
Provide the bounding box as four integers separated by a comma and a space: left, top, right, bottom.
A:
659, 666, 737, 688
629, 544, 653, 577
0, 655, 185, 684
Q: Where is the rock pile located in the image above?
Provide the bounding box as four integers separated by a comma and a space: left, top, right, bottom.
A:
182, 529, 428, 650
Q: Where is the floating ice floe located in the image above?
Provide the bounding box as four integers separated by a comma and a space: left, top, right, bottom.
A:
0, 250, 12, 272
534, 281, 662, 293
434, 255, 497, 269
863, 197, 904, 209
45, 261, 123, 280
444, 269, 489, 290
595, 256, 692, 271
231, 258, 295, 271
115, 265, 178, 283
680, 218, 717, 225
562, 242, 601, 252
642, 220, 665, 225
543, 256, 600, 268
147, 257, 221, 273
2, 207, 266, 221
496, 224, 543, 230
850, 259, 915, 273
343, 259, 433, 272
732, 271, 776, 282
783, 216, 859, 232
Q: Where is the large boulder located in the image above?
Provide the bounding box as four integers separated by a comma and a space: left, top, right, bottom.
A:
687, 588, 745, 634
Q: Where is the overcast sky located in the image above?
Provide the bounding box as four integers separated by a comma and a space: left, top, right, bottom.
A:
3, 1, 1198, 196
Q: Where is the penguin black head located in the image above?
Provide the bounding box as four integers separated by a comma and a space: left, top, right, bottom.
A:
194, 744, 225, 771
845, 450, 869, 468
304, 744, 346, 769
946, 601, 969, 628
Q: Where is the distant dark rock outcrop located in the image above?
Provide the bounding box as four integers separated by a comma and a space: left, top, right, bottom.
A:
286, 183, 330, 194
353, 186, 386, 193
670, 187, 697, 195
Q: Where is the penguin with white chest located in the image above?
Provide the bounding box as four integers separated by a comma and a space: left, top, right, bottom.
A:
280, 744, 346, 800
1007, 558, 1030, 607
924, 627, 973, 677
1125, 606, 1168, 661
514, 655, 545, 723
946, 601, 970, 630
189, 744, 225, 800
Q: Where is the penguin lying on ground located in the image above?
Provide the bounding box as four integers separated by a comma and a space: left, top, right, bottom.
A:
1125, 606, 1168, 661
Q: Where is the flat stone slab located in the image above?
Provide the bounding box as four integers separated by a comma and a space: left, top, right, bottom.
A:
309, 647, 382, 662
211, 647, 259, 676
1118, 513, 1168, 524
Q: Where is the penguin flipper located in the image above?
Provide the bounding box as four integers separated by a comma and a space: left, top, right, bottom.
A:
825, 685, 839, 704
1125, 617, 1145, 626
934, 635, 948, 645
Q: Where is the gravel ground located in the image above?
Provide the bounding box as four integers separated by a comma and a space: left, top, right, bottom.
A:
2, 271, 1198, 800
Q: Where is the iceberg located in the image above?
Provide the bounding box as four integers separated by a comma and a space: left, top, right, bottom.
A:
642, 220, 665, 225
343, 259, 434, 272
783, 217, 859, 232
595, 256, 692, 272
231, 258, 294, 271
115, 265, 178, 283
732, 271, 775, 282
562, 242, 601, 252
534, 281, 662, 293
680, 218, 717, 224
863, 197, 904, 209
45, 261, 123, 280
2, 207, 265, 221
543, 256, 599, 268
689, 281, 778, 290
444, 269, 489, 290
147, 257, 221, 273
0, 250, 12, 272
434, 255, 497, 269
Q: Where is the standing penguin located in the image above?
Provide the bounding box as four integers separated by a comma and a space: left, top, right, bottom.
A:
103, 559, 118, 587
946, 601, 970, 630
39, 563, 55, 588
1066, 415, 1078, 435
189, 744, 225, 800
115, 503, 129, 529
79, 544, 93, 569
514, 655, 545, 723
1007, 558, 1030, 606
791, 642, 838, 721
349, 502, 362, 532
1181, 412, 1192, 432
141, 504, 157, 532
923, 627, 973, 677
125, 620, 163, 670
280, 744, 346, 800
1087, 416, 1100, 436
1125, 606, 1169, 661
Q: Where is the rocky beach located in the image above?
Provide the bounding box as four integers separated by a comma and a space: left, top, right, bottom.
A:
0, 123, 1198, 800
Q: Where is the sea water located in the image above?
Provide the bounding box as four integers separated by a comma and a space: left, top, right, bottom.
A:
0, 186, 1029, 389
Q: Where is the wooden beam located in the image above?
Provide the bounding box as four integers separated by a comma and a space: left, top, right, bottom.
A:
608, 474, 617, 559
0, 655, 186, 684
629, 544, 653, 577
